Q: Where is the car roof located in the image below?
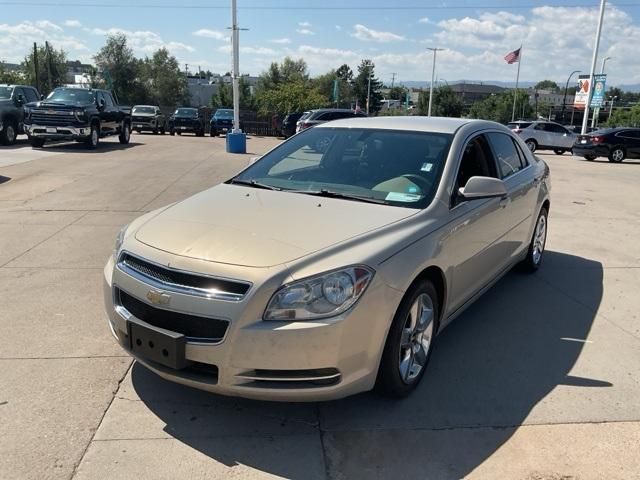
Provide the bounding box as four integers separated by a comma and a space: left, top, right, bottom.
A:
316, 116, 483, 134
133, 104, 159, 108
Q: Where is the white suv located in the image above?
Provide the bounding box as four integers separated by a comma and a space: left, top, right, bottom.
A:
509, 121, 576, 155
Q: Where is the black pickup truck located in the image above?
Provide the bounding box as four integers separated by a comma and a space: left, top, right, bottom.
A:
0, 84, 41, 145
24, 87, 131, 149
168, 107, 205, 136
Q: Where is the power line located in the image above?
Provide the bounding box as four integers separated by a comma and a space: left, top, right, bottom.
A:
2, 1, 640, 8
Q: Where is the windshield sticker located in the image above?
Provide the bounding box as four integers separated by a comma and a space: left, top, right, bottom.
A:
385, 192, 422, 202
421, 162, 433, 172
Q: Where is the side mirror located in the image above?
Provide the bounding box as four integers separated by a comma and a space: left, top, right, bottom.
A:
458, 176, 507, 200
97, 98, 106, 110
16, 94, 26, 104
40, 94, 45, 100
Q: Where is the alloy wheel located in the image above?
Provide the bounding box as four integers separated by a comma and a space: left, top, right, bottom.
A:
532, 214, 547, 265
526, 140, 536, 152
398, 293, 434, 384
6, 124, 16, 144
611, 148, 624, 163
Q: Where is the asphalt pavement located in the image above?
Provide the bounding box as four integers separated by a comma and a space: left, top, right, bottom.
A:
1, 133, 639, 480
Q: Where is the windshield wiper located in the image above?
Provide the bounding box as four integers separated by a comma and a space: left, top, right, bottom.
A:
288, 189, 388, 205
228, 179, 281, 191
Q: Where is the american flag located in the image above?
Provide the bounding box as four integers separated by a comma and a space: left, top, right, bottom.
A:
504, 48, 521, 64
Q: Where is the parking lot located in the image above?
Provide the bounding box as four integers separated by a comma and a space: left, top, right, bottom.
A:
1, 133, 639, 479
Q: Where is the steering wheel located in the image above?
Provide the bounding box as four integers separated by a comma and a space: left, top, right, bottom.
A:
401, 174, 432, 193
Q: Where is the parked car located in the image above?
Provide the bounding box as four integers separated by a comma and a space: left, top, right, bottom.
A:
209, 108, 233, 137
282, 112, 304, 138
296, 108, 367, 133
104, 117, 550, 401
24, 87, 131, 149
508, 120, 576, 154
169, 108, 205, 136
573, 127, 640, 162
131, 105, 166, 135
0, 84, 40, 145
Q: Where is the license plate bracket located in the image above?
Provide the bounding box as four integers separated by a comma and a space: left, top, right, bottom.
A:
46, 127, 57, 133
127, 319, 188, 370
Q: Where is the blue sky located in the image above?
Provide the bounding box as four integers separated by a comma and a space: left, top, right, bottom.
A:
2, 1, 640, 85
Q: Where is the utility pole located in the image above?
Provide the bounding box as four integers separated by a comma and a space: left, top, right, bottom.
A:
45, 41, 52, 93
390, 72, 397, 89
366, 61, 373, 115
184, 63, 189, 77
581, 0, 606, 135
426, 47, 444, 117
561, 70, 580, 124
33, 42, 40, 93
231, 0, 241, 133
608, 95, 617, 120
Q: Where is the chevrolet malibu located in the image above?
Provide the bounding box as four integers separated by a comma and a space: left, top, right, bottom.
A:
104, 117, 550, 401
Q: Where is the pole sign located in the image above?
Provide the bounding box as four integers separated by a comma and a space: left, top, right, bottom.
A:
590, 74, 606, 107
573, 74, 590, 109
332, 79, 339, 102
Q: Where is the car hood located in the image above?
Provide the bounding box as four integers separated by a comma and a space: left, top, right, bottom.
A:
134, 183, 417, 267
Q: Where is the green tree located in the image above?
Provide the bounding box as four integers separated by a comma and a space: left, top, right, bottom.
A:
141, 48, 189, 106
211, 76, 254, 110
256, 81, 328, 115
336, 64, 353, 83
605, 105, 640, 127
534, 80, 560, 92
257, 57, 308, 91
0, 62, 23, 84
416, 90, 429, 115
387, 86, 405, 101
94, 34, 146, 105
21, 45, 67, 96
432, 86, 464, 117
469, 90, 533, 124
352, 59, 383, 113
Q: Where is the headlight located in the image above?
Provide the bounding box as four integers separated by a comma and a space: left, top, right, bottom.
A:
73, 109, 86, 120
114, 224, 129, 255
23, 107, 31, 119
263, 266, 374, 321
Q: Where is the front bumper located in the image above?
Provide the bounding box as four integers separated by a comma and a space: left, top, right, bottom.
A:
26, 124, 90, 140
103, 251, 400, 401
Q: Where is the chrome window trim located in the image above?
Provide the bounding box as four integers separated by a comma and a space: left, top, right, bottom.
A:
116, 251, 252, 302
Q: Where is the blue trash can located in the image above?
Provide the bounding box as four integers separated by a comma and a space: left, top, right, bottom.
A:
226, 132, 247, 154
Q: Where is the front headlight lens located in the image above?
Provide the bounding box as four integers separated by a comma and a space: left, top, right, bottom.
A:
264, 266, 374, 321
114, 224, 128, 255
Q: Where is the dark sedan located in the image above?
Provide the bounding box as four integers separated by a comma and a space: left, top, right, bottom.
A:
573, 127, 640, 162
282, 112, 303, 138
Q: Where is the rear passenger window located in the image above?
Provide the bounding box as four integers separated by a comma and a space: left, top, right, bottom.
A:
487, 133, 525, 179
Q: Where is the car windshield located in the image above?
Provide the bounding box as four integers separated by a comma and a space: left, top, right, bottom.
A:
215, 109, 233, 118
231, 127, 453, 209
508, 122, 532, 129
0, 86, 13, 99
133, 106, 155, 114
175, 108, 198, 117
299, 112, 311, 121
46, 88, 95, 104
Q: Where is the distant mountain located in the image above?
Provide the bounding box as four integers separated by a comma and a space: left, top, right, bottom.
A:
396, 80, 640, 92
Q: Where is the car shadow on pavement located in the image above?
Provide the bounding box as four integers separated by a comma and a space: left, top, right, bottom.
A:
34, 140, 141, 153
132, 250, 605, 479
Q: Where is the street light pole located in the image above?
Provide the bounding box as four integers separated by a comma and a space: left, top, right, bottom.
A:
427, 47, 444, 117
608, 95, 617, 120
561, 70, 580, 124
366, 61, 372, 115
581, 0, 607, 135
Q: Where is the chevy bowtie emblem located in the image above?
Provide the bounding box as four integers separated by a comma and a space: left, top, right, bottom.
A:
146, 289, 171, 306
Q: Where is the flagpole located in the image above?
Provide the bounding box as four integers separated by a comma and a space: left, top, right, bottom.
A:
511, 45, 522, 122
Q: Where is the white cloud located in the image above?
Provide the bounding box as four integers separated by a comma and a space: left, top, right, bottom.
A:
64, 19, 82, 28
351, 24, 405, 43
217, 45, 277, 55
335, 25, 342, 31
192, 29, 227, 41
418, 17, 430, 24
91, 27, 195, 54
298, 21, 312, 27
0, 21, 88, 62
296, 28, 315, 36
270, 37, 291, 44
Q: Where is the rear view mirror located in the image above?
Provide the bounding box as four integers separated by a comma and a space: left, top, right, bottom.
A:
458, 176, 507, 200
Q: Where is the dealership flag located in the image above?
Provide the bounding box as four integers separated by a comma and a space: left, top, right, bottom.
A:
504, 48, 521, 64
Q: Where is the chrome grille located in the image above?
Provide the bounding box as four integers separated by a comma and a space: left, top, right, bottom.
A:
118, 252, 251, 301
30, 111, 75, 126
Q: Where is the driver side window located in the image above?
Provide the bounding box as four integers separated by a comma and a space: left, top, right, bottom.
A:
454, 135, 498, 202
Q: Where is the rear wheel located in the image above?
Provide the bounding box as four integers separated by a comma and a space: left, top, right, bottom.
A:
210, 129, 217, 137
169, 129, 175, 136
30, 137, 45, 148
118, 122, 130, 144
376, 280, 438, 397
85, 124, 99, 149
521, 207, 548, 272
0, 120, 17, 145
608, 147, 625, 163
160, 124, 166, 135
584, 155, 596, 161
554, 148, 565, 155
525, 139, 537, 153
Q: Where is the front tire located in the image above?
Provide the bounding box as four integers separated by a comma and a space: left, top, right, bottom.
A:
85, 124, 99, 149
376, 280, 439, 397
608, 147, 625, 163
210, 129, 217, 137
521, 207, 548, 272
30, 137, 45, 148
118, 123, 131, 144
584, 155, 596, 161
554, 148, 565, 155
525, 139, 537, 153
